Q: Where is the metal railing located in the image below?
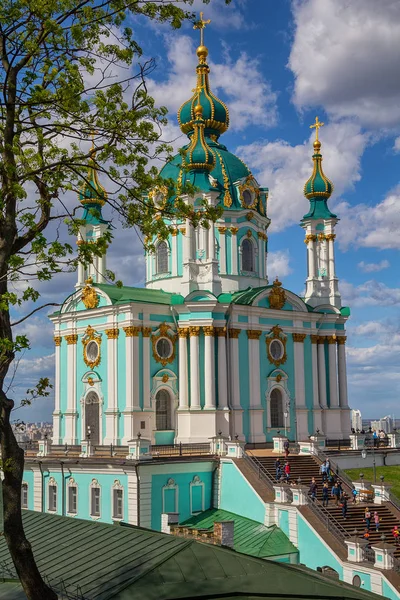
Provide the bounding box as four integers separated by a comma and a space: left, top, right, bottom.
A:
325, 438, 351, 450
149, 443, 211, 456
364, 547, 375, 563
243, 452, 276, 492
313, 446, 355, 494
307, 497, 350, 543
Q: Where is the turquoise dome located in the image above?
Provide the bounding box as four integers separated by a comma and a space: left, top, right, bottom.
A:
178, 46, 229, 139
184, 104, 215, 172
303, 139, 336, 220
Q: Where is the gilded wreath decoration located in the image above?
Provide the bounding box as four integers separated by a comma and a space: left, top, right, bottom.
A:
82, 325, 102, 369
81, 277, 99, 310
151, 322, 177, 367
149, 185, 168, 209
268, 277, 286, 310
238, 175, 260, 210
266, 325, 287, 368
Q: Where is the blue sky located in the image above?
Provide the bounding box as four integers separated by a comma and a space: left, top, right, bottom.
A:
12, 0, 400, 422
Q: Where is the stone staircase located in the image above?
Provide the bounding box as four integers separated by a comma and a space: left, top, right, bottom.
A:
248, 452, 400, 559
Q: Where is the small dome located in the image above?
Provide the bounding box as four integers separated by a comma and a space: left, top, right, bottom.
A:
184, 105, 215, 172
303, 122, 336, 221
178, 45, 229, 139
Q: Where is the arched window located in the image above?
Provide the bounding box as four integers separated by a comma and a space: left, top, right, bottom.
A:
67, 479, 78, 515
85, 391, 100, 445
90, 479, 101, 518
48, 478, 57, 512
352, 575, 361, 587
241, 238, 254, 272
156, 241, 169, 274
156, 389, 171, 430
22, 482, 28, 509
112, 480, 124, 520
270, 388, 284, 428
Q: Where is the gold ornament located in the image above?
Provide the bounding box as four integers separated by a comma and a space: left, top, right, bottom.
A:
304, 234, 317, 245
276, 373, 282, 383
203, 326, 214, 336
217, 227, 227, 234
238, 175, 260, 210
65, 334, 78, 345
317, 336, 327, 344
317, 232, 325, 242
228, 328, 241, 339
266, 325, 287, 368
310, 335, 319, 344
337, 336, 347, 345
325, 233, 336, 241
82, 325, 102, 368
105, 328, 119, 339
162, 374, 169, 383
230, 227, 238, 235
81, 278, 99, 310
179, 227, 186, 236
142, 327, 152, 338
327, 335, 337, 345
123, 326, 141, 337
216, 150, 232, 207
246, 212, 254, 221
171, 228, 179, 236
246, 229, 252, 238
292, 333, 306, 343
87, 377, 95, 387
247, 330, 262, 340
189, 326, 200, 337
151, 322, 176, 367
214, 327, 226, 337
268, 277, 286, 310
54, 336, 62, 347
178, 327, 189, 338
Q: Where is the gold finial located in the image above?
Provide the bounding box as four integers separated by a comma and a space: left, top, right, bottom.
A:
310, 116, 324, 151
194, 12, 211, 47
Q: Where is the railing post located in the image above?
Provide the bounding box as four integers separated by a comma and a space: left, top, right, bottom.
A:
179, 442, 182, 456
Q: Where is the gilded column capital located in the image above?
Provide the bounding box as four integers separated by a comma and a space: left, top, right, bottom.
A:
123, 326, 141, 337
179, 227, 186, 236
54, 336, 62, 347
214, 327, 227, 337
317, 232, 325, 242
317, 335, 327, 344
203, 326, 215, 336
189, 326, 200, 337
177, 327, 189, 338
228, 328, 241, 339
217, 226, 227, 234
230, 226, 239, 235
325, 233, 336, 241
105, 328, 119, 339
327, 335, 337, 344
142, 327, 152, 338
171, 228, 179, 236
65, 334, 78, 345
310, 334, 319, 344
247, 329, 262, 340
304, 234, 317, 245
336, 336, 347, 345
292, 333, 307, 343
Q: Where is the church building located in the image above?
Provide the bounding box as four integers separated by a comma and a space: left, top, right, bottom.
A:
49, 24, 351, 448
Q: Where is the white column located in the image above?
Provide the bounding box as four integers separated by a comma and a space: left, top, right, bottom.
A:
77, 261, 85, 287
328, 336, 339, 407
327, 234, 336, 279
204, 327, 216, 409
317, 337, 328, 408
208, 223, 216, 260
258, 234, 264, 278
189, 327, 200, 409
123, 327, 140, 442
178, 328, 189, 409
218, 228, 227, 274
337, 337, 348, 407
307, 235, 316, 279
293, 334, 306, 407
97, 253, 106, 283
105, 328, 119, 444
171, 232, 178, 276
231, 227, 238, 275
229, 330, 241, 408
216, 329, 228, 409
247, 331, 261, 408
311, 336, 320, 407
65, 332, 78, 444
142, 328, 151, 409
53, 336, 62, 444
182, 222, 191, 263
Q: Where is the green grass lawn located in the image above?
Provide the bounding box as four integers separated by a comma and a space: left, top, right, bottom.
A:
344, 466, 400, 500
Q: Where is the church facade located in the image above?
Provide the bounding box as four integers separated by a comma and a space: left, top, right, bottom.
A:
49, 30, 351, 447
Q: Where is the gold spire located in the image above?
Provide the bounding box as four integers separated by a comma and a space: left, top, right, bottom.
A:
310, 116, 324, 152
193, 12, 211, 47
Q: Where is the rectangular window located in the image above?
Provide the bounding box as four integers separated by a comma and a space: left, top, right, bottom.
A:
113, 489, 123, 520
48, 485, 57, 512
68, 486, 77, 514
91, 487, 100, 517
22, 483, 28, 509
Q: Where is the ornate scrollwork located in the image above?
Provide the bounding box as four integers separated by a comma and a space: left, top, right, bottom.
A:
203, 326, 214, 336
54, 336, 62, 346
292, 333, 307, 343
142, 327, 152, 337
214, 327, 226, 337
247, 330, 262, 340
105, 328, 119, 339
238, 175, 260, 210
123, 326, 141, 337
266, 325, 287, 368
268, 277, 286, 310
65, 334, 78, 345
228, 328, 241, 339
336, 336, 347, 345
151, 322, 176, 367
82, 325, 102, 369
81, 277, 99, 310
149, 185, 168, 209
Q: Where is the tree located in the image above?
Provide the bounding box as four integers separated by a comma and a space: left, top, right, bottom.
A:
0, 1, 229, 597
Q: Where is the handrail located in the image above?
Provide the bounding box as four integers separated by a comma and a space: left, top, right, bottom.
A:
306, 497, 350, 543
313, 446, 355, 493
243, 452, 276, 491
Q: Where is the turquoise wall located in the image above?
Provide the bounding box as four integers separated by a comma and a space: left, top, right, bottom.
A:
238, 332, 250, 439
382, 578, 399, 600
219, 461, 265, 523
297, 515, 343, 577
150, 469, 213, 531
278, 508, 289, 537
352, 570, 371, 592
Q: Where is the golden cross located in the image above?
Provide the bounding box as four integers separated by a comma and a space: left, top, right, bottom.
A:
193, 12, 211, 46
310, 116, 324, 142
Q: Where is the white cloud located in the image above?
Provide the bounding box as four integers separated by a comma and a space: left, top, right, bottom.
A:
268, 250, 292, 280
186, 0, 247, 30
289, 0, 400, 127
341, 279, 400, 308
237, 122, 368, 232
337, 186, 400, 251
147, 34, 277, 133
393, 137, 400, 153
358, 260, 390, 273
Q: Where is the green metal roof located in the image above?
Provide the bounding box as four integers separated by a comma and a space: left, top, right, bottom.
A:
93, 283, 184, 306
0, 511, 387, 600
180, 508, 298, 559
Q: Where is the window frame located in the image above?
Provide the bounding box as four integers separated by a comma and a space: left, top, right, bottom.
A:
241, 238, 255, 273
156, 240, 169, 275
270, 387, 284, 429
21, 482, 28, 509
112, 482, 124, 521
67, 481, 78, 515
155, 389, 172, 431
48, 480, 57, 513
90, 480, 101, 519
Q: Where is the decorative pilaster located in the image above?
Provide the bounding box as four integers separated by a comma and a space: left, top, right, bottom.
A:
64, 333, 78, 444
247, 330, 263, 442
218, 227, 227, 274
189, 327, 201, 410
229, 328, 241, 409
292, 335, 306, 403
122, 326, 140, 443
215, 328, 228, 410
230, 227, 238, 275
104, 328, 119, 444
53, 336, 62, 444
203, 327, 216, 409
317, 336, 328, 408
327, 336, 339, 407
178, 328, 189, 409
337, 336, 348, 407
142, 327, 152, 410
171, 230, 178, 277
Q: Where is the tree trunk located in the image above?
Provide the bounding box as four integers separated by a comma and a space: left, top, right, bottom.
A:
1, 391, 57, 600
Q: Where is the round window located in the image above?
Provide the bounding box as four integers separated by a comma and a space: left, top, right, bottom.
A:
154, 192, 165, 208
270, 339, 283, 361
156, 337, 172, 359
352, 575, 361, 588
242, 189, 253, 206
86, 341, 99, 362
